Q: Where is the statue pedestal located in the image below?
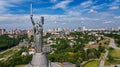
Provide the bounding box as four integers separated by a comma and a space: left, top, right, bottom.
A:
28, 53, 51, 67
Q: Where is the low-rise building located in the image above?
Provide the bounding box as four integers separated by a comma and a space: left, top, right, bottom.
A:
0, 29, 6, 35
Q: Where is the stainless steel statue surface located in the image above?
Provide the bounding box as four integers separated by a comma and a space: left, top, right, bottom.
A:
30, 4, 44, 53
28, 4, 51, 67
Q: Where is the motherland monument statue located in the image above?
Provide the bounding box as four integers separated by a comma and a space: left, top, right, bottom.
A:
30, 5, 44, 53
28, 4, 52, 67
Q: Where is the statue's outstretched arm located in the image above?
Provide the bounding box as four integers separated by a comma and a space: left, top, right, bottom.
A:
30, 15, 35, 25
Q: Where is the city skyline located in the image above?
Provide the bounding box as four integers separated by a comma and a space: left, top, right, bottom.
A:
0, 0, 120, 30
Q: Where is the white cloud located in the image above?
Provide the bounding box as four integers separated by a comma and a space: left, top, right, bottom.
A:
54, 21, 57, 24
68, 11, 81, 16
103, 21, 114, 24
114, 16, 120, 19
81, 1, 93, 8
108, 0, 120, 9
0, 13, 96, 29
51, 0, 57, 3
52, 0, 73, 9
62, 23, 67, 25
0, 14, 31, 29
109, 6, 119, 10
88, 9, 97, 13
0, 14, 71, 29
81, 1, 92, 6
0, 13, 119, 30
91, 3, 107, 10
0, 0, 23, 13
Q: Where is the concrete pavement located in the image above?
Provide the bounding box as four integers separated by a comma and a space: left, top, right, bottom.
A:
109, 38, 120, 49
99, 49, 109, 67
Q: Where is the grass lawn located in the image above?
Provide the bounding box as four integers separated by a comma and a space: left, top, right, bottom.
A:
105, 60, 120, 66
15, 65, 27, 67
109, 49, 120, 59
83, 60, 100, 67
105, 49, 120, 66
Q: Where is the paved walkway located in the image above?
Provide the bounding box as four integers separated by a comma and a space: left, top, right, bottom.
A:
109, 38, 120, 49
99, 49, 109, 67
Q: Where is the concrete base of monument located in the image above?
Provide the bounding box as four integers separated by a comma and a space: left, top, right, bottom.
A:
28, 53, 52, 67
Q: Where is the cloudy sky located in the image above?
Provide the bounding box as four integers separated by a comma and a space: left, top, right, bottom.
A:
0, 0, 120, 30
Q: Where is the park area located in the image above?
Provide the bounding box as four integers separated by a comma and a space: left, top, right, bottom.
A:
105, 49, 120, 65
109, 49, 120, 59
83, 60, 100, 67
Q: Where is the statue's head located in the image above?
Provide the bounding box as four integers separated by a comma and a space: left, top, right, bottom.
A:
41, 16, 44, 24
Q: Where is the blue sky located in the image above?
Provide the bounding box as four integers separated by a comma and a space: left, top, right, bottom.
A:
0, 0, 120, 30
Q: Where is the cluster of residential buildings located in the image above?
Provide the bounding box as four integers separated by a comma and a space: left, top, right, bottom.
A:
0, 29, 28, 35
0, 27, 120, 36
0, 29, 6, 35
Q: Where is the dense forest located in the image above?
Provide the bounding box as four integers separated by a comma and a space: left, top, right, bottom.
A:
0, 34, 19, 51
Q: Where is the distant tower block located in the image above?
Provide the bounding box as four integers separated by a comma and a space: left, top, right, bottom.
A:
81, 22, 86, 31
28, 4, 52, 67
83, 25, 86, 31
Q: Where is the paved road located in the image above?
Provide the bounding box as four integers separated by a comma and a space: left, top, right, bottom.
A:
109, 38, 120, 49
109, 38, 117, 48
99, 49, 109, 67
